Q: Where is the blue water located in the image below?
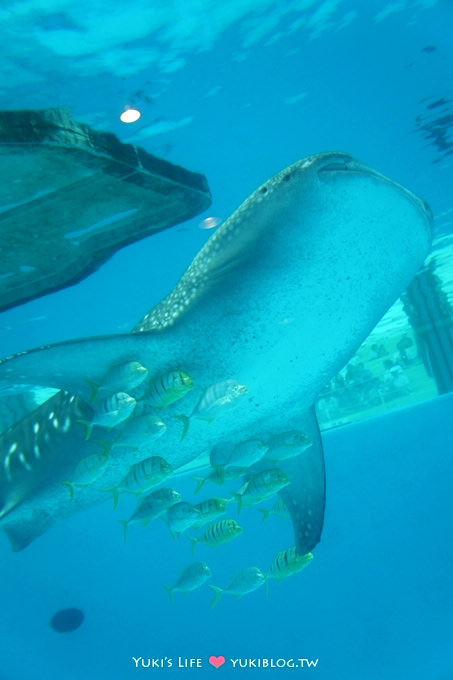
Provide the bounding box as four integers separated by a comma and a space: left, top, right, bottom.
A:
0, 1, 452, 679
2, 397, 452, 679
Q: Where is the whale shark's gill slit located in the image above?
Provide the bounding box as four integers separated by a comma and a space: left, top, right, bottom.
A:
3, 515, 55, 552
279, 407, 325, 555
0, 390, 93, 526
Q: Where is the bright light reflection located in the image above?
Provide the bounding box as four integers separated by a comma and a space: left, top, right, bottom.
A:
199, 216, 221, 230
120, 109, 141, 123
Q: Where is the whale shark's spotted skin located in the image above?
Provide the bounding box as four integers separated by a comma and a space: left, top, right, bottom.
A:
0, 152, 432, 553
134, 160, 311, 333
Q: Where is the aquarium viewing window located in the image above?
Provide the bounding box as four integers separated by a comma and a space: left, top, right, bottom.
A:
316, 244, 453, 430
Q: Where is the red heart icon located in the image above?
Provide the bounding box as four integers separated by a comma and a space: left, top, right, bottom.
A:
209, 656, 225, 669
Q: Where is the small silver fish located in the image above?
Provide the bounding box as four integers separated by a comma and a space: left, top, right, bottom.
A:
265, 430, 312, 462
233, 468, 290, 513
113, 413, 166, 450
118, 487, 181, 541
227, 438, 268, 469
106, 455, 172, 509
193, 379, 247, 420
164, 561, 212, 604
192, 466, 244, 494
190, 518, 242, 553
62, 450, 110, 499
145, 370, 194, 409
86, 361, 148, 401
175, 380, 247, 440
90, 392, 136, 432
193, 497, 229, 527
268, 548, 314, 584
205, 442, 234, 485
257, 497, 290, 522
209, 441, 235, 469
209, 439, 267, 473
209, 567, 266, 608
166, 502, 202, 535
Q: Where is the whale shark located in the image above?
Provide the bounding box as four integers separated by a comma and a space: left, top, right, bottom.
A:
0, 152, 433, 553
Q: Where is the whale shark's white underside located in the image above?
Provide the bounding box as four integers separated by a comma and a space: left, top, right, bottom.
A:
0, 152, 432, 552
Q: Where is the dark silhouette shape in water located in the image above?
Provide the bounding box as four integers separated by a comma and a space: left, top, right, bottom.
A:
0, 107, 211, 311
50, 608, 84, 633
426, 98, 451, 110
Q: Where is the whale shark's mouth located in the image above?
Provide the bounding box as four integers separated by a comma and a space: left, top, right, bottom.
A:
316, 152, 433, 240
316, 156, 355, 173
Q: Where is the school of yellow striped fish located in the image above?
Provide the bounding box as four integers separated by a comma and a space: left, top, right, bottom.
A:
61, 359, 314, 607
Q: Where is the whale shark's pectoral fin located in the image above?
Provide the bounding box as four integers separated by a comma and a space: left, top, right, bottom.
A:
2, 514, 55, 552
279, 406, 325, 555
0, 332, 159, 400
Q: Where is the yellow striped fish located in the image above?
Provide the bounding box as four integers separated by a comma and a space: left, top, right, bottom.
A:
82, 392, 136, 438
232, 467, 290, 513
145, 370, 193, 410
175, 380, 247, 440
118, 487, 181, 541
193, 497, 229, 527
106, 455, 172, 509
166, 501, 202, 536
190, 518, 242, 553
268, 548, 314, 586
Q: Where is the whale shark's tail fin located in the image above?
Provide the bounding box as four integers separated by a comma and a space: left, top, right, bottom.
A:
279, 406, 325, 555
